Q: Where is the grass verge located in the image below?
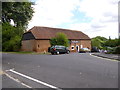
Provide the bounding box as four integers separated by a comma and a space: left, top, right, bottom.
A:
2, 51, 51, 55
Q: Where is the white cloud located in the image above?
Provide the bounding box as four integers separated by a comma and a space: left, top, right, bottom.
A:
28, 0, 119, 39
70, 22, 118, 39
70, 0, 119, 39
78, 0, 118, 19
28, 0, 80, 29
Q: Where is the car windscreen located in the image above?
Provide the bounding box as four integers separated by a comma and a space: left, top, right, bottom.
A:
55, 46, 65, 49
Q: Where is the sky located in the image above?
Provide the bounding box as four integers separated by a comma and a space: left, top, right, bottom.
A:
28, 0, 119, 39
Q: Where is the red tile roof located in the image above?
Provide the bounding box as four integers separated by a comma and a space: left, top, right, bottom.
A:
27, 26, 91, 40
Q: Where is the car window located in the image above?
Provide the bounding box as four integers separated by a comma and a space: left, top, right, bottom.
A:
55, 46, 61, 49
61, 46, 65, 48
55, 46, 66, 49
51, 46, 54, 48
82, 48, 87, 50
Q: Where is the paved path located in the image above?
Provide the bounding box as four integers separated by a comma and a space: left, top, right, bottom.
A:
92, 53, 119, 60
2, 53, 119, 88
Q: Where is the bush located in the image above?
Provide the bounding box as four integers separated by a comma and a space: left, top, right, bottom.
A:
50, 33, 69, 47
106, 46, 120, 54
2, 23, 21, 51
2, 36, 21, 51
106, 47, 116, 54
114, 46, 120, 54
50, 38, 57, 46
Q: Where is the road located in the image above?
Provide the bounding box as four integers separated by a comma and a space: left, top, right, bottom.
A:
2, 53, 118, 88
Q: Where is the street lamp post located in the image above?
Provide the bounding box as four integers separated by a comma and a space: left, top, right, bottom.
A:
118, 1, 120, 38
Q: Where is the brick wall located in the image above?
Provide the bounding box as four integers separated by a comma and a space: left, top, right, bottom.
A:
80, 40, 91, 50
69, 40, 91, 52
21, 39, 91, 53
21, 40, 36, 52
70, 40, 81, 52
35, 40, 51, 52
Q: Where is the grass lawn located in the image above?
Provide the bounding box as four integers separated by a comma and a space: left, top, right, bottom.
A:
2, 51, 51, 55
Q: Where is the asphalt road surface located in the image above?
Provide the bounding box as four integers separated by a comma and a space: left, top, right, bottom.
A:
2, 53, 118, 88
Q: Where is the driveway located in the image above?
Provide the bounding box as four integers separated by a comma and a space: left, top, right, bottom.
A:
2, 53, 118, 88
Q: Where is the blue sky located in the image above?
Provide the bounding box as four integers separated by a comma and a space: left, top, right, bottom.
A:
28, 0, 119, 39
30, 0, 37, 2
56, 10, 93, 29
72, 8, 93, 23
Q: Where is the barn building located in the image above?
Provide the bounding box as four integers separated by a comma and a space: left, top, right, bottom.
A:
21, 26, 91, 52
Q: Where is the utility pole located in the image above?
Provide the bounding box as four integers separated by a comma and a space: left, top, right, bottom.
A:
118, 1, 120, 39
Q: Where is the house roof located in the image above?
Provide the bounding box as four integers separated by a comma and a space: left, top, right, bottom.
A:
26, 26, 91, 40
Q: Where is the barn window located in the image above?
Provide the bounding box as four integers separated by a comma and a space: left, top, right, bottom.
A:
38, 45, 39, 48
71, 46, 74, 50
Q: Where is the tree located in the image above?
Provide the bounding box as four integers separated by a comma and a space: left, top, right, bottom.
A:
95, 36, 108, 41
50, 33, 69, 47
2, 23, 21, 51
91, 36, 120, 54
2, 2, 34, 51
2, 2, 34, 28
91, 38, 101, 49
91, 36, 107, 49
50, 38, 57, 46
104, 39, 119, 47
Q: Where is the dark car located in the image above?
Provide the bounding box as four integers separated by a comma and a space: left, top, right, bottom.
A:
49, 45, 70, 55
91, 47, 99, 52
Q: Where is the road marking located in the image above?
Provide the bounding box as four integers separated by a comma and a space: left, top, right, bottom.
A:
90, 53, 119, 62
5, 72, 32, 88
6, 69, 61, 90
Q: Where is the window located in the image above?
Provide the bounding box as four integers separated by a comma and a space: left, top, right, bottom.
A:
80, 45, 83, 48
71, 46, 74, 50
38, 45, 39, 48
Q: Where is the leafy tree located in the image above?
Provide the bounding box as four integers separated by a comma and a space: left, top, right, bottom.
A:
2, 23, 21, 51
104, 39, 119, 47
50, 38, 57, 46
50, 33, 69, 47
2, 2, 34, 51
91, 38, 101, 49
2, 2, 34, 28
95, 36, 108, 41
114, 46, 120, 54
91, 36, 120, 54
116, 38, 120, 46
91, 36, 107, 49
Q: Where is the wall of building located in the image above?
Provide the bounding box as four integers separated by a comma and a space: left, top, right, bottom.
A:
80, 40, 91, 49
35, 39, 91, 53
21, 40, 36, 52
35, 40, 51, 52
69, 40, 91, 52
21, 39, 91, 53
70, 40, 81, 52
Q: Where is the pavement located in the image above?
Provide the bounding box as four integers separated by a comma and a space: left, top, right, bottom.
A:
2, 53, 118, 88
91, 53, 119, 60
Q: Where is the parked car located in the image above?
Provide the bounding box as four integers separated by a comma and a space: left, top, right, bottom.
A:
49, 45, 70, 55
79, 48, 90, 53
91, 47, 99, 52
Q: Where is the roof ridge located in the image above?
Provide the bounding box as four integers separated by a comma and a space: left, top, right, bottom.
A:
34, 26, 83, 33
25, 26, 90, 40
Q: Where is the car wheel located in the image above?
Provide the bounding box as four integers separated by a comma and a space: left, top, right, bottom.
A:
56, 51, 59, 55
67, 50, 70, 54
